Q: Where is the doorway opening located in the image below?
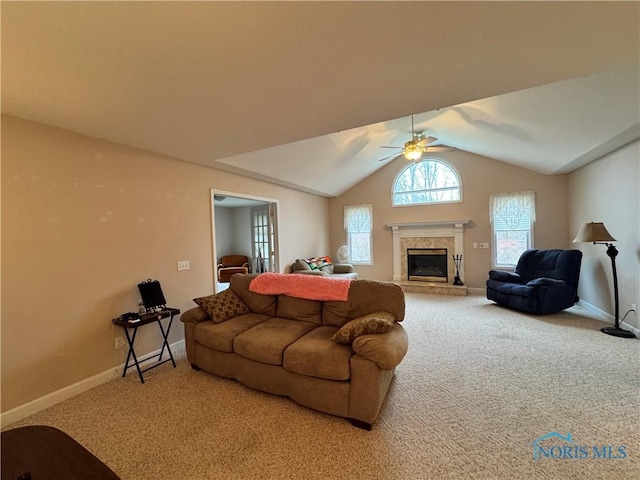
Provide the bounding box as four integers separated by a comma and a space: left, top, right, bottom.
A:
211, 190, 279, 292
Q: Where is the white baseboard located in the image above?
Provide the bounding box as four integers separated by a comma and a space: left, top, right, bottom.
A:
446, 289, 638, 336
577, 300, 640, 338
1, 340, 185, 428
467, 287, 486, 295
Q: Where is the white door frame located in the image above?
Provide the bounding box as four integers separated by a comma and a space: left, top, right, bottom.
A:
210, 189, 280, 292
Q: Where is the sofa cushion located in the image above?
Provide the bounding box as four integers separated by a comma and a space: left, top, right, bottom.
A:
320, 264, 335, 274
487, 280, 535, 298
230, 274, 277, 316
233, 318, 318, 365
323, 280, 405, 327
284, 326, 352, 380
193, 289, 249, 324
193, 313, 270, 352
276, 295, 323, 325
294, 259, 312, 271
332, 311, 396, 344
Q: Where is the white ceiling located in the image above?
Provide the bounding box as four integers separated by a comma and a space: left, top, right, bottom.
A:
2, 2, 639, 197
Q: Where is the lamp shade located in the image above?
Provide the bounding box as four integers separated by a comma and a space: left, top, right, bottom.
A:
572, 222, 616, 243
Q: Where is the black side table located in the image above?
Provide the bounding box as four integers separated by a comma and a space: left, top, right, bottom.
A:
113, 308, 180, 383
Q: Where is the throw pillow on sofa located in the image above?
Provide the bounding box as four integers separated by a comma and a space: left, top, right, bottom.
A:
332, 311, 395, 344
194, 289, 249, 324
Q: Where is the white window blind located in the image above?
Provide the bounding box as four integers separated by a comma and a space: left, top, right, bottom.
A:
344, 204, 372, 264
489, 191, 536, 268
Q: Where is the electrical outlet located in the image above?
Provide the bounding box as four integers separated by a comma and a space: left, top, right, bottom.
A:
115, 337, 127, 349
632, 303, 637, 313
177, 260, 190, 271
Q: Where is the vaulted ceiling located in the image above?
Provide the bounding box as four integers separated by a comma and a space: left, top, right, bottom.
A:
2, 2, 639, 197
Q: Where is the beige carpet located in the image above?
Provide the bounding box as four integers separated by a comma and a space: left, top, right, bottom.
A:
5, 293, 640, 479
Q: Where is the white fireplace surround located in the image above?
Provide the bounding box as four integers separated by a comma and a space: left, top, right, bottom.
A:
386, 219, 471, 282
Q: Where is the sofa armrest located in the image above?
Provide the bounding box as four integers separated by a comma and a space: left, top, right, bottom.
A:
180, 306, 210, 323
526, 277, 566, 288
333, 263, 355, 274
488, 270, 524, 284
351, 324, 408, 370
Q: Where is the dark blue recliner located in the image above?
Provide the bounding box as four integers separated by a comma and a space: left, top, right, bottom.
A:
486, 249, 583, 315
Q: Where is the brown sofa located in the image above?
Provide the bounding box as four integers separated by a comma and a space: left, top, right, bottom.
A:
291, 257, 358, 279
181, 274, 408, 429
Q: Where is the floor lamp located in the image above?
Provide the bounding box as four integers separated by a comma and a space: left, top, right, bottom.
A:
573, 222, 635, 338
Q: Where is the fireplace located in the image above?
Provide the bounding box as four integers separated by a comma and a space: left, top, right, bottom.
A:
407, 248, 448, 283
386, 219, 470, 288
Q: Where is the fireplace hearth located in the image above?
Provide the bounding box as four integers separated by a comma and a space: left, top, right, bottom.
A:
407, 248, 448, 283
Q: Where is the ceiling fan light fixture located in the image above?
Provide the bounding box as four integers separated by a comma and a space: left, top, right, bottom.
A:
403, 142, 422, 161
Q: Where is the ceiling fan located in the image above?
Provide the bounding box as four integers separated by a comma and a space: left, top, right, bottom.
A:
378, 114, 455, 162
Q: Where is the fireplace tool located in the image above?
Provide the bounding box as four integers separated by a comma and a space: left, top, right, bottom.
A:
452, 254, 464, 285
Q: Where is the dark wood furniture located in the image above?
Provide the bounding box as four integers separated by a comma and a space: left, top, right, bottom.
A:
112, 307, 179, 383
1, 425, 120, 480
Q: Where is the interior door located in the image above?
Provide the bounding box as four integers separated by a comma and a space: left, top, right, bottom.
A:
251, 203, 278, 273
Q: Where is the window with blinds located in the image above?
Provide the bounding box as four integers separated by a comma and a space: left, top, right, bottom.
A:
344, 204, 372, 265
489, 191, 536, 268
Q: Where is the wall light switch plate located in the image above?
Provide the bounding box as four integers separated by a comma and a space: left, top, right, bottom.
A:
177, 260, 190, 271
473, 242, 478, 249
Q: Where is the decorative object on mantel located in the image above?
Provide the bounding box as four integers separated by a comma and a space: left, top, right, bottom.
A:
573, 222, 635, 339
452, 254, 464, 285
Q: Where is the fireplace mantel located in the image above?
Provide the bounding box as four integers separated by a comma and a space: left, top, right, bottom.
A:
385, 219, 471, 229
386, 219, 471, 283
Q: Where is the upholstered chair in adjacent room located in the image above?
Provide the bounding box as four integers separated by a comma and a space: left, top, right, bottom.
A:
217, 255, 250, 283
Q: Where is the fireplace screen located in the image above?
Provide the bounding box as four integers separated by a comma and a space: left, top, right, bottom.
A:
407, 248, 448, 283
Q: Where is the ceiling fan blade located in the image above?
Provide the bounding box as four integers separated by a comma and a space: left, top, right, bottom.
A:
379, 145, 403, 149
425, 146, 456, 152
417, 136, 438, 147
378, 152, 403, 162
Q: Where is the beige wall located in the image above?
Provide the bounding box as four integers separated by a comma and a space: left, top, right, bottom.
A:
568, 140, 640, 330
329, 150, 570, 288
1, 115, 329, 412
214, 205, 252, 260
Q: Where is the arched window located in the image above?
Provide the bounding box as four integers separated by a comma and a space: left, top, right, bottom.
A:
392, 159, 461, 206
